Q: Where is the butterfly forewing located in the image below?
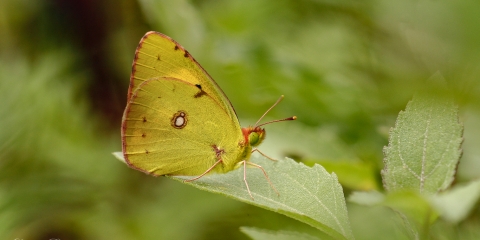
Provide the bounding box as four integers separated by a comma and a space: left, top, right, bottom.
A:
129, 32, 238, 124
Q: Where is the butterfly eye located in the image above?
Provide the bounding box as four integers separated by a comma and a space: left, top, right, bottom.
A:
248, 128, 265, 147
248, 132, 260, 146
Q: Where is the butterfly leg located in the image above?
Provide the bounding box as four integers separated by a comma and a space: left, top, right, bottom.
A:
184, 158, 223, 182
251, 148, 277, 161
242, 160, 280, 199
241, 160, 254, 200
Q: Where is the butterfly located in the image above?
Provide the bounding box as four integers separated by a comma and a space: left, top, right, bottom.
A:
121, 32, 296, 199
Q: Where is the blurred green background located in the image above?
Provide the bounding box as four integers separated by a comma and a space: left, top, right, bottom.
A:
1, 0, 479, 239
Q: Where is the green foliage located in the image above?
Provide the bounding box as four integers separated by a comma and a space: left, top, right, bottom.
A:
114, 153, 353, 239
430, 179, 480, 223
309, 160, 378, 191
350, 87, 472, 239
2, 0, 480, 239
382, 90, 463, 194
174, 157, 354, 240
240, 227, 320, 240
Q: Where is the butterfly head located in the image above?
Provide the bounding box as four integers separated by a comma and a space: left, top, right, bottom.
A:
242, 127, 266, 147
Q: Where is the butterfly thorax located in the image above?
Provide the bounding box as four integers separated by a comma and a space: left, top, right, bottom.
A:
229, 127, 265, 170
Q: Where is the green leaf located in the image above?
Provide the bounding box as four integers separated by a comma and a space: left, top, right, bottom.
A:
382, 190, 437, 240
171, 157, 354, 240
382, 92, 463, 194
383, 191, 437, 225
349, 191, 438, 225
348, 191, 384, 206
240, 227, 320, 240
349, 190, 438, 239
307, 160, 378, 191
430, 179, 480, 223
112, 154, 353, 239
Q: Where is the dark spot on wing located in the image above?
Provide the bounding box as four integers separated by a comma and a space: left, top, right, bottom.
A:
194, 84, 207, 98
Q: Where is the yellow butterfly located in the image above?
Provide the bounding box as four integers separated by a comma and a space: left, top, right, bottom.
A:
121, 32, 295, 199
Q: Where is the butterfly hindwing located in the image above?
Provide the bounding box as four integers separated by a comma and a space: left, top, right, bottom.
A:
122, 78, 247, 176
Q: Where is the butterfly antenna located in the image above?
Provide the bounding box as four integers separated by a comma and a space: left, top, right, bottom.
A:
256, 116, 297, 128
254, 95, 284, 127
254, 95, 296, 127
